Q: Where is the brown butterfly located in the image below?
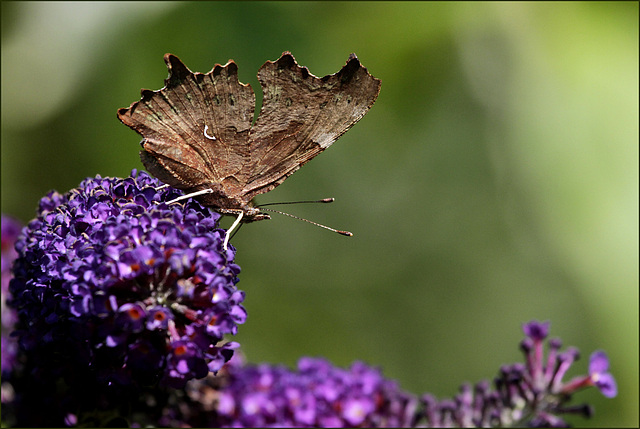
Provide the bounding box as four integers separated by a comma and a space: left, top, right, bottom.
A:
117, 52, 381, 248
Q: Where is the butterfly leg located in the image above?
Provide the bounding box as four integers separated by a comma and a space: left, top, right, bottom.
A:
166, 188, 214, 204
223, 210, 244, 251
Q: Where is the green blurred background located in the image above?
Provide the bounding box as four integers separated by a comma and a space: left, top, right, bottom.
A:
2, 2, 637, 426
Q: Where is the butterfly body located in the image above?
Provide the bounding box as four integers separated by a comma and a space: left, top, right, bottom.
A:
118, 52, 380, 225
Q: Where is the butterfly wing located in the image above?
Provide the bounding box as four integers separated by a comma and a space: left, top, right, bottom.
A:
241, 53, 381, 200
117, 54, 255, 206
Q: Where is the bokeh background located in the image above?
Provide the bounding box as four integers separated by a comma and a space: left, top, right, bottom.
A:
2, 2, 637, 426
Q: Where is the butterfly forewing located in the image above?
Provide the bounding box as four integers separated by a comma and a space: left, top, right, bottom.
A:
241, 53, 381, 200
188, 60, 255, 180
118, 55, 257, 206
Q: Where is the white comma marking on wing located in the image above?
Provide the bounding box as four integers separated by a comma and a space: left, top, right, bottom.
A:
203, 125, 217, 141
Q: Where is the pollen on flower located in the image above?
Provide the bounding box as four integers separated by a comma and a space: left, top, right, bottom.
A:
128, 307, 143, 320
174, 344, 188, 356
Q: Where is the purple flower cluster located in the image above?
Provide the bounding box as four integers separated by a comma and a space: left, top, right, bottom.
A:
154, 355, 417, 428
8, 171, 245, 392
2, 216, 22, 400
415, 320, 618, 427
213, 357, 417, 427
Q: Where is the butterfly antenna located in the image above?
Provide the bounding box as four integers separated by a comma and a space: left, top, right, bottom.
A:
258, 206, 353, 236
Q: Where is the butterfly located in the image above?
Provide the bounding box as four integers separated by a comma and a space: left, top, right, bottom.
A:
117, 52, 381, 249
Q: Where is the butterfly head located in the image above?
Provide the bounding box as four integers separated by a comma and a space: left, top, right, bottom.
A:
243, 209, 271, 223
217, 207, 271, 223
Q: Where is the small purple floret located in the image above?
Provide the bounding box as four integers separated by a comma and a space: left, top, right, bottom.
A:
589, 350, 617, 398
